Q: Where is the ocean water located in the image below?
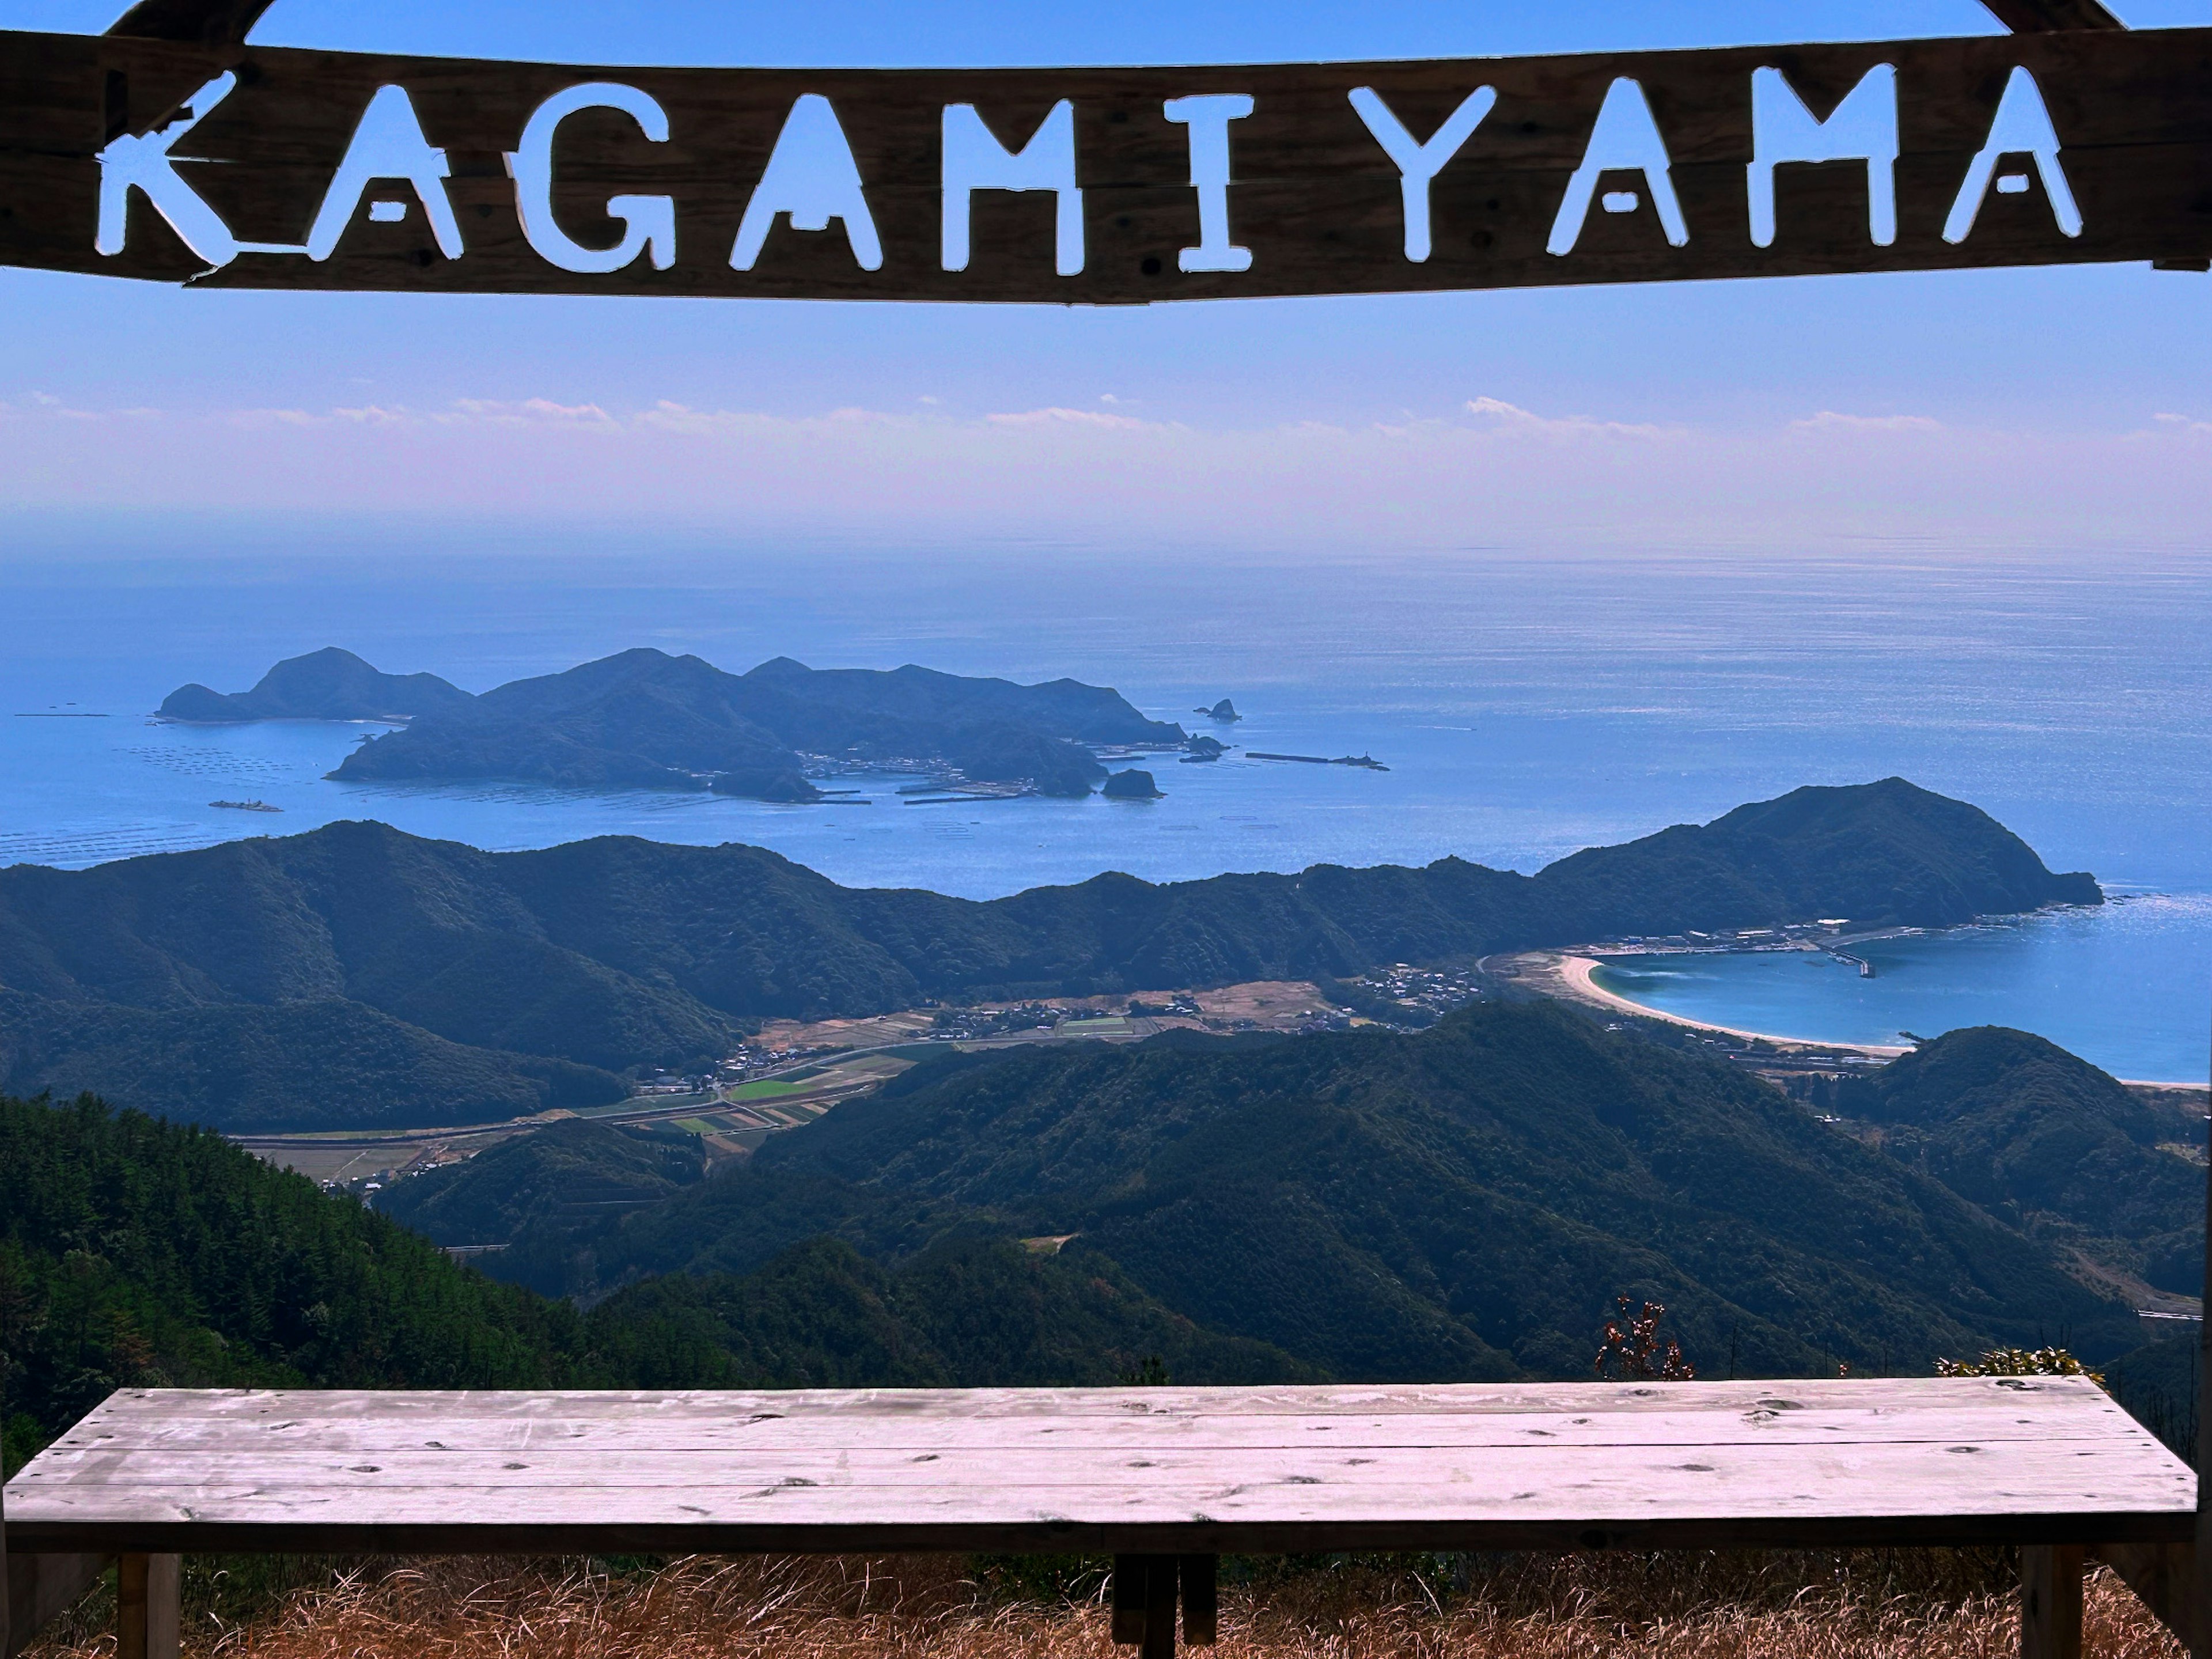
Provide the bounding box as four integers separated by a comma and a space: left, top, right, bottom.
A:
1592, 894, 2212, 1085
0, 530, 2205, 1080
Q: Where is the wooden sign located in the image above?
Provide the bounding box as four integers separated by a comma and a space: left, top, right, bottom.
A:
2, 21, 2208, 302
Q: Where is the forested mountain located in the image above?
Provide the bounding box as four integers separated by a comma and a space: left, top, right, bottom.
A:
159, 647, 473, 724
375, 1119, 706, 1247
478, 1002, 2146, 1379
0, 1091, 586, 1475
0, 1093, 1299, 1475
0, 780, 2097, 1130
0, 992, 624, 1132
164, 647, 1185, 800
1801, 1026, 2208, 1294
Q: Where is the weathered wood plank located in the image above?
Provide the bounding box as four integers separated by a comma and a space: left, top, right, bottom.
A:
1180, 1554, 1217, 1646
7, 1382, 2188, 1559
105, 0, 274, 47
2020, 1544, 2085, 1659
3, 25, 2211, 300
2093, 1540, 2194, 1650
41, 1405, 2158, 1459
5, 1554, 110, 1659
9, 1444, 2190, 1525
60, 1377, 2135, 1421
115, 1554, 177, 1659
12, 1439, 2185, 1491
1981, 0, 2126, 31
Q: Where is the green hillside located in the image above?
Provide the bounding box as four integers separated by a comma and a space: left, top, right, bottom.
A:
0, 779, 2099, 1131
0, 1091, 588, 1475
483, 1003, 2146, 1378
1804, 1026, 2207, 1294
0, 992, 624, 1133
0, 1092, 1304, 1475
373, 1118, 706, 1247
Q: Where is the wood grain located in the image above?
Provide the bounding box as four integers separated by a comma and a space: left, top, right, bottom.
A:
5, 1552, 108, 1659
2020, 1544, 2085, 1659
1980, 0, 2126, 31
3, 26, 2210, 301
1, 1381, 2193, 1559
2093, 1540, 2195, 1649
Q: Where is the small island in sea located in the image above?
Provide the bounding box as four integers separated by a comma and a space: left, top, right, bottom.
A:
161, 647, 1238, 804
1101, 769, 1165, 799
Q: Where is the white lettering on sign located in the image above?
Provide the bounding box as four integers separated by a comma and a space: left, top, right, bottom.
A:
1748, 64, 1898, 248
308, 85, 464, 262
1944, 66, 2082, 244
509, 84, 675, 273
1163, 93, 1255, 272
1549, 78, 1688, 256
94, 71, 242, 264
1348, 86, 1497, 264
941, 101, 1084, 276
733, 95, 882, 272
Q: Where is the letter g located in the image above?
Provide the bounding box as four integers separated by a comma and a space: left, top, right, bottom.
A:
509, 84, 677, 274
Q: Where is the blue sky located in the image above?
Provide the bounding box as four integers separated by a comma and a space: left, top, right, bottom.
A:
5, 0, 2211, 550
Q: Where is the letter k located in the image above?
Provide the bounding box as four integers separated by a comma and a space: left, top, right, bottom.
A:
97, 73, 243, 266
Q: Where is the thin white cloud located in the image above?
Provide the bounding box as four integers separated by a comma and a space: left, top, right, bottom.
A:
1463, 396, 1675, 440
985, 406, 1154, 431
1790, 411, 1943, 434
441, 397, 618, 428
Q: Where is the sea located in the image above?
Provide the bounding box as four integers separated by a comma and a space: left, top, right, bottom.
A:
1, 527, 2206, 1084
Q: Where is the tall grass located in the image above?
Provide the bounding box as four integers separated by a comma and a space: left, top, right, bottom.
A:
21, 1550, 2186, 1659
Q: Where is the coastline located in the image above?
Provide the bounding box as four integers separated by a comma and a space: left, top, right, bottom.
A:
1498, 949, 1911, 1059
1501, 949, 2211, 1088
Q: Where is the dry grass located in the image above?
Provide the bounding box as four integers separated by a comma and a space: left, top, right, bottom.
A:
23, 1550, 2187, 1659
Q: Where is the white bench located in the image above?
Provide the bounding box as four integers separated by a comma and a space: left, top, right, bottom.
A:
3, 1376, 2198, 1658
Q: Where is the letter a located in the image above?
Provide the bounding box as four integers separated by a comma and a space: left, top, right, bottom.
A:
306, 85, 465, 262
95, 73, 242, 265
941, 101, 1084, 276
1748, 65, 1897, 248
1548, 78, 1687, 256
1944, 67, 2082, 244
733, 95, 882, 271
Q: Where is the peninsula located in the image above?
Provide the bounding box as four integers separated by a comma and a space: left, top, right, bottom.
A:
0, 778, 2098, 1132
162, 647, 1191, 802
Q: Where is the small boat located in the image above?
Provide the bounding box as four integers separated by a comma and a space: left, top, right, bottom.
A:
210, 800, 283, 813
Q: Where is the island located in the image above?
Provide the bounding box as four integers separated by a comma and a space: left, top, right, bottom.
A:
1101, 769, 1165, 799
1195, 698, 1241, 721
164, 648, 1190, 803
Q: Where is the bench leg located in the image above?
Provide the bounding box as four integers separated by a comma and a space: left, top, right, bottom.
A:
117, 1554, 179, 1659
2021, 1544, 2084, 1659
1178, 1554, 1217, 1646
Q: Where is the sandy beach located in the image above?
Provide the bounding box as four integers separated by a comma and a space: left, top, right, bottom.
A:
1500, 951, 1912, 1058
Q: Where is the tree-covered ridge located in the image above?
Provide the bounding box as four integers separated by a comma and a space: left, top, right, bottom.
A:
0, 1093, 1302, 1474
0, 1092, 586, 1475
1802, 1025, 2208, 1296
374, 1118, 706, 1247
476, 1003, 2145, 1381
0, 780, 2097, 1130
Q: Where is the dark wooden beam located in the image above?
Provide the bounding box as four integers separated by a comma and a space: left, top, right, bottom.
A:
105, 0, 2128, 48
105, 0, 278, 47
1979, 0, 2126, 31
